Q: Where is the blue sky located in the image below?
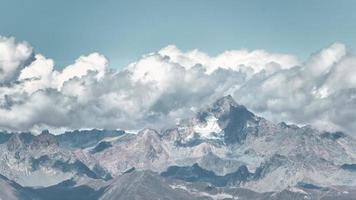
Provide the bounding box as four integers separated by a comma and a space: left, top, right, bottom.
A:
1, 0, 356, 69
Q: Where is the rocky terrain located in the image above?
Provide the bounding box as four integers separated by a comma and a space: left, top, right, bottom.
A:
1, 95, 356, 199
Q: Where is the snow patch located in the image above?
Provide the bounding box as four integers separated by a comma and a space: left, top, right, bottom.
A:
124, 129, 141, 135
193, 115, 222, 139
170, 184, 238, 200
288, 187, 308, 194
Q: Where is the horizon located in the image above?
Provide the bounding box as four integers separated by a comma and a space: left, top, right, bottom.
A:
0, 94, 344, 136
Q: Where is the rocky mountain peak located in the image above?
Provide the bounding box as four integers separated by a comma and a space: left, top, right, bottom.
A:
31, 130, 58, 148
210, 95, 238, 115
192, 95, 257, 144
138, 128, 161, 139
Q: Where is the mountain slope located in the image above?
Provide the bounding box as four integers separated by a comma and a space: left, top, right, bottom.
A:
0, 174, 38, 200
99, 170, 201, 200
1, 95, 356, 199
0, 130, 111, 187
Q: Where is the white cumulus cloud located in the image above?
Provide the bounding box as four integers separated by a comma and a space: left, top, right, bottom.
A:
0, 36, 356, 136
0, 36, 33, 83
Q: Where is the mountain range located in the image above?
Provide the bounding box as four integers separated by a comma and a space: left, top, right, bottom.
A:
1, 95, 356, 200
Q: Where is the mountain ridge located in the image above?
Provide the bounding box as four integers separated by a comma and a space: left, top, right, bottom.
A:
1, 95, 356, 199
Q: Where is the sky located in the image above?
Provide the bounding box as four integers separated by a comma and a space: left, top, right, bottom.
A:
1, 0, 356, 136
1, 0, 356, 69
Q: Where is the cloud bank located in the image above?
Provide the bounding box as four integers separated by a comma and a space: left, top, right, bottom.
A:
0, 36, 355, 135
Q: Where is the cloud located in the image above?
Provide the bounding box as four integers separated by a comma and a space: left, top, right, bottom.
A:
0, 36, 356, 136
158, 45, 299, 75
0, 36, 33, 83
234, 43, 356, 133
